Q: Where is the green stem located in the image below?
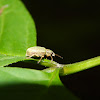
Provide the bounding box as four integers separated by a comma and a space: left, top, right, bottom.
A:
25, 58, 62, 67
60, 56, 100, 76
25, 56, 100, 76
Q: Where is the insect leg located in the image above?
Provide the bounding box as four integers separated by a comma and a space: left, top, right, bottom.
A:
50, 56, 53, 61
46, 57, 47, 59
26, 55, 34, 59
26, 53, 37, 59
38, 56, 44, 63
26, 56, 31, 59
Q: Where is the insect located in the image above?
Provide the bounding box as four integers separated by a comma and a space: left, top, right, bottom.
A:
26, 46, 63, 63
0, 5, 8, 15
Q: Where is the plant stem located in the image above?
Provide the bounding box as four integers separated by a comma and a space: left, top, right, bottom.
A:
60, 56, 100, 76
25, 58, 63, 68
25, 56, 100, 76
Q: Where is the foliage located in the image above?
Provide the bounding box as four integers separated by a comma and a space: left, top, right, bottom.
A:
0, 0, 100, 100
0, 0, 78, 100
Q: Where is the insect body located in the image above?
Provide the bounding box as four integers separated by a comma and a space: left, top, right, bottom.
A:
26, 46, 63, 63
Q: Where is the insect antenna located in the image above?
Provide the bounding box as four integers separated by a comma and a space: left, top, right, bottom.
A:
55, 54, 63, 59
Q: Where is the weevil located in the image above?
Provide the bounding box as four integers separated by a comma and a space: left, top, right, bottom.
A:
26, 46, 63, 63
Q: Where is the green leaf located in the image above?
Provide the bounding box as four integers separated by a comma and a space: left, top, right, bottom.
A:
0, 54, 25, 67
0, 1, 79, 100
0, 67, 79, 100
0, 0, 37, 56
0, 0, 36, 67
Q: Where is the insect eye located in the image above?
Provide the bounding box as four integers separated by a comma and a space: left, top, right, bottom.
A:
51, 52, 55, 56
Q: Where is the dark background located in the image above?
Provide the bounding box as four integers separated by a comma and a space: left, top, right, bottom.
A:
22, 0, 100, 100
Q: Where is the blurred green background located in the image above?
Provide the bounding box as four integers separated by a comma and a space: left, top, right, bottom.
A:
22, 0, 100, 100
